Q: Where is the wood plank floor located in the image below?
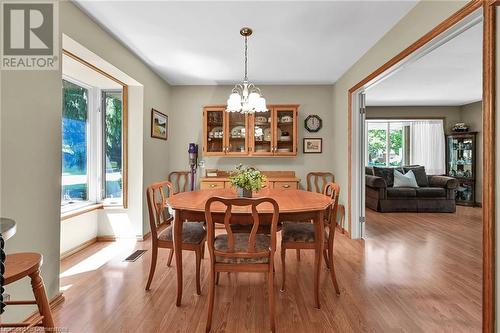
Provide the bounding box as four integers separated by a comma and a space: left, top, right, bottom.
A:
52, 206, 482, 332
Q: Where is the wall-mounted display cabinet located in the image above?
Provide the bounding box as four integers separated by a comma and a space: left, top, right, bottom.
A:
203, 105, 299, 157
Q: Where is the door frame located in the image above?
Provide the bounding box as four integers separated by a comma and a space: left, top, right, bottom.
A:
347, 0, 495, 331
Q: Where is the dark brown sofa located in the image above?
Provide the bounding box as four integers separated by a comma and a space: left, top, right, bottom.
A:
365, 166, 458, 213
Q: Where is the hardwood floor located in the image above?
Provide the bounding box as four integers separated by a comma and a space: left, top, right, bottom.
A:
52, 206, 482, 332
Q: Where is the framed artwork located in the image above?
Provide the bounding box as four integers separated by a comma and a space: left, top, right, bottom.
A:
303, 138, 322, 153
151, 109, 168, 140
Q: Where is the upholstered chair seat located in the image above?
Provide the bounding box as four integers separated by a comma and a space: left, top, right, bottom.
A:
214, 233, 270, 264
159, 222, 206, 244
281, 222, 328, 243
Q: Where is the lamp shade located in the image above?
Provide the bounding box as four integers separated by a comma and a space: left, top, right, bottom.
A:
255, 96, 268, 112
227, 93, 242, 112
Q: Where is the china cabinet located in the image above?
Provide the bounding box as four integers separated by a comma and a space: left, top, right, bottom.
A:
446, 132, 477, 206
202, 105, 298, 157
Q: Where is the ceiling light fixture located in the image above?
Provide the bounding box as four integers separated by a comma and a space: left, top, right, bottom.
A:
226, 27, 267, 113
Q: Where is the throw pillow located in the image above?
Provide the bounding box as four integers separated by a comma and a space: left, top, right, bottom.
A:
373, 167, 403, 187
403, 166, 428, 187
393, 169, 419, 188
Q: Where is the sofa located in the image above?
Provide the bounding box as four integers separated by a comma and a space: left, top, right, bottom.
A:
365, 166, 458, 213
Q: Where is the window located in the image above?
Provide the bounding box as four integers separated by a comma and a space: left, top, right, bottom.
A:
102, 91, 123, 200
62, 80, 89, 204
366, 121, 409, 167
61, 78, 124, 211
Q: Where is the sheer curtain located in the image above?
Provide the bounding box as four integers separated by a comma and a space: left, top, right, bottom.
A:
410, 120, 445, 175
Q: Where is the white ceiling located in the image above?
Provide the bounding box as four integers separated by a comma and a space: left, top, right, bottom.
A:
366, 21, 482, 106
63, 54, 122, 89
74, 1, 417, 85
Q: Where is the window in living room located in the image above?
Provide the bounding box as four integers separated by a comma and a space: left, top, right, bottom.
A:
366, 120, 409, 167
61, 53, 125, 212
365, 119, 445, 175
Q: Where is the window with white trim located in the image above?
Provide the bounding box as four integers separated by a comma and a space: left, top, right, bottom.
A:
61, 77, 123, 212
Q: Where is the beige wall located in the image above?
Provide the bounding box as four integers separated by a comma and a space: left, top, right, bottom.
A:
1, 67, 62, 322
1, 2, 171, 321
460, 101, 482, 203
366, 105, 462, 133
331, 0, 468, 218
169, 85, 333, 189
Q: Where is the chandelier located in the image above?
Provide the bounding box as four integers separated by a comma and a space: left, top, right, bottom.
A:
226, 27, 267, 113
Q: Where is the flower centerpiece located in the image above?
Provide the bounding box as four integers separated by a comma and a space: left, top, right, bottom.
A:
229, 164, 267, 198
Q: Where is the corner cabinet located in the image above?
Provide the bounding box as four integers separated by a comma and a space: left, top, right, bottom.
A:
446, 132, 477, 206
202, 105, 298, 157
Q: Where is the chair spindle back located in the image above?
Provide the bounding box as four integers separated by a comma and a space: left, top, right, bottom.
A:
205, 197, 280, 261
307, 172, 335, 193
146, 181, 174, 240
168, 171, 190, 193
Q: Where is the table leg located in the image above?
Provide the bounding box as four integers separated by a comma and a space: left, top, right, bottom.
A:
314, 210, 324, 309
173, 210, 183, 306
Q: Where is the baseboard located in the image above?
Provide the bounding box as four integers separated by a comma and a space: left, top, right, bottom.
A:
96, 235, 147, 241
24, 292, 64, 325
96, 235, 117, 242
60, 238, 97, 260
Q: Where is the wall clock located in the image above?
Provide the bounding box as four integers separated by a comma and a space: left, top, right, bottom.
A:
304, 115, 322, 133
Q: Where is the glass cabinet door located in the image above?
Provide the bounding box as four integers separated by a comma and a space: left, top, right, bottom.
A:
447, 136, 474, 179
226, 112, 248, 155
204, 108, 225, 155
274, 107, 297, 155
251, 109, 273, 156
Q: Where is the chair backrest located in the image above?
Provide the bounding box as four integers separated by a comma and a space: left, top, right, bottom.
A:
307, 172, 335, 193
204, 197, 280, 262
146, 181, 174, 240
168, 171, 190, 193
323, 182, 340, 228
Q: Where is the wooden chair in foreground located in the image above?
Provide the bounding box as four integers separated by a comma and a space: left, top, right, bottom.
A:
168, 171, 190, 193
204, 197, 280, 333
145, 181, 206, 293
281, 182, 341, 299
1, 253, 55, 332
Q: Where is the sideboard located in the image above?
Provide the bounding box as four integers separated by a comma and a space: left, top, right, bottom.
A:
200, 170, 300, 190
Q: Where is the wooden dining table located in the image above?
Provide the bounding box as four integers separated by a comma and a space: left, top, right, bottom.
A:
167, 188, 332, 308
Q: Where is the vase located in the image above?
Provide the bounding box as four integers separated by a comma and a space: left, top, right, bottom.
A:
237, 187, 252, 198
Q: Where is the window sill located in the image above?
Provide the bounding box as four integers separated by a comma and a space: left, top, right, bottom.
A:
61, 203, 103, 221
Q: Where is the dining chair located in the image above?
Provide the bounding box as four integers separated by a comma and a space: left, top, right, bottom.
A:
280, 182, 341, 297
1, 253, 55, 332
204, 197, 280, 333
168, 171, 190, 193
294, 172, 335, 261
145, 181, 206, 293
306, 172, 335, 193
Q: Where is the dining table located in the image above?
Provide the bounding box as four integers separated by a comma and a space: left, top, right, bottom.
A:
167, 188, 332, 308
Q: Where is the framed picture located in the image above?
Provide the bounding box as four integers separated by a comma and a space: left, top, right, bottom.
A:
303, 138, 322, 153
151, 109, 168, 140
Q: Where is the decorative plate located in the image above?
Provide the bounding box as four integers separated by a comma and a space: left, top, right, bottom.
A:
231, 126, 245, 138
209, 126, 223, 138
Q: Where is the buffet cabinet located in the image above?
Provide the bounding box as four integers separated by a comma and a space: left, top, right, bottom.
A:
200, 171, 300, 190
203, 105, 299, 157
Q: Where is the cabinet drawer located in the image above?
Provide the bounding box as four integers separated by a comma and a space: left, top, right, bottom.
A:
273, 181, 298, 190
200, 181, 225, 190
